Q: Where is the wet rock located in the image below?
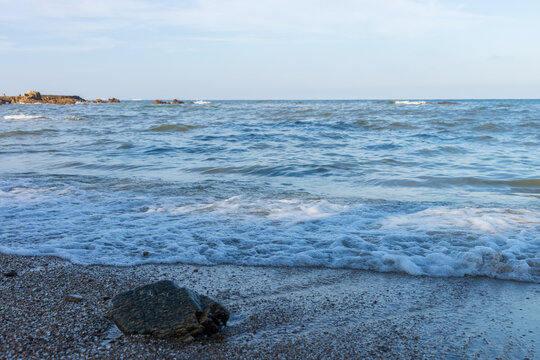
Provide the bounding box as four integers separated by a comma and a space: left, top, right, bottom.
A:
109, 280, 229, 340
171, 99, 184, 104
93, 98, 104, 103
4, 270, 17, 277
153, 99, 170, 104
0, 91, 86, 104
438, 101, 458, 105
108, 98, 120, 103
142, 251, 150, 257
65, 294, 84, 303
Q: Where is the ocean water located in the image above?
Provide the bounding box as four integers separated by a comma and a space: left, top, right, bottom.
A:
0, 100, 539, 282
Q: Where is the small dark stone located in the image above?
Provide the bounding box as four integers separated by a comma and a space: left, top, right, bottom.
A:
142, 251, 150, 257
109, 280, 229, 340
4, 270, 17, 277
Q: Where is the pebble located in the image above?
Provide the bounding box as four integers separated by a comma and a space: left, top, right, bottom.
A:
4, 270, 17, 277
65, 294, 84, 303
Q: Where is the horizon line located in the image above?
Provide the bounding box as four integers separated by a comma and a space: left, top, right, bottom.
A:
117, 98, 540, 101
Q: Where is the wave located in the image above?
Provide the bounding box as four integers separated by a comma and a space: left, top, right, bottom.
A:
391, 100, 428, 105
377, 176, 540, 189
518, 122, 540, 129
0, 190, 538, 282
0, 129, 57, 138
388, 122, 417, 129
143, 124, 204, 132
193, 162, 360, 177
51, 161, 143, 171
3, 114, 50, 120
473, 123, 503, 132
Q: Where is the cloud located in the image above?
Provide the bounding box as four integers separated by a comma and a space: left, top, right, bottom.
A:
0, 0, 486, 51
156, 0, 485, 37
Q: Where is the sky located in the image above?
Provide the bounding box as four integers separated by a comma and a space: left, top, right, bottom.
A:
1, 0, 539, 99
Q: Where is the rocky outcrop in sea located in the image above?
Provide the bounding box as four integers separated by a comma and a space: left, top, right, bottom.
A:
0, 91, 87, 105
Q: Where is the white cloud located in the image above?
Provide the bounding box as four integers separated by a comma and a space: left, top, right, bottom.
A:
0, 0, 486, 51
156, 0, 485, 37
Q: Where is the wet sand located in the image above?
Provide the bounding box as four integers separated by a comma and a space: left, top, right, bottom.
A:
1, 253, 538, 359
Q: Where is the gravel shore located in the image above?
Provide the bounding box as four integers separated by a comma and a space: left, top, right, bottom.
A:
1, 253, 538, 359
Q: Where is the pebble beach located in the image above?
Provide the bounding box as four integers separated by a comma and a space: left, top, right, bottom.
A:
1, 253, 538, 359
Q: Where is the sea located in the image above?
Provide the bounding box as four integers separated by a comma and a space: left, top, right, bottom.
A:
0, 100, 538, 283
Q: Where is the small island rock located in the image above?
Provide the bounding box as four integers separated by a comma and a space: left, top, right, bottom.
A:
108, 98, 120, 103
0, 91, 86, 105
25, 91, 42, 100
109, 280, 229, 340
171, 99, 184, 104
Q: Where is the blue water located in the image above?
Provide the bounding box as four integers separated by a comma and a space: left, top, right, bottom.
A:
0, 100, 539, 282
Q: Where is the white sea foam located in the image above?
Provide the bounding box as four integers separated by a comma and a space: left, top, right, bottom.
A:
3, 114, 48, 120
144, 196, 348, 222
394, 100, 428, 105
0, 181, 538, 282
380, 207, 539, 233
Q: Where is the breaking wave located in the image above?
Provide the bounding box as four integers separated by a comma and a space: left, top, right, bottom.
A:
0, 180, 538, 283
3, 114, 50, 120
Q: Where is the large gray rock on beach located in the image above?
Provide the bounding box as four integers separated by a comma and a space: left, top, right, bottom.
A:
110, 280, 229, 340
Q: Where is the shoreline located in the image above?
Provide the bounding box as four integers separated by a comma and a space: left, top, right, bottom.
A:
1, 253, 538, 359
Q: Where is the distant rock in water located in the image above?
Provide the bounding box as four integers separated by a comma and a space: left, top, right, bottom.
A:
25, 90, 42, 100
0, 90, 87, 105
153, 99, 170, 104
93, 98, 104, 103
438, 101, 459, 105
171, 99, 184, 104
108, 98, 120, 103
109, 280, 229, 340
